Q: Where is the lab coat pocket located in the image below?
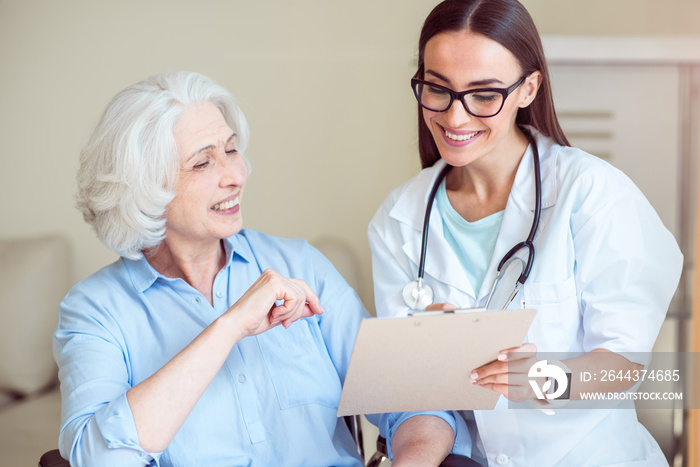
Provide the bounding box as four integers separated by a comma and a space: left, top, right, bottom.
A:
256, 319, 342, 410
523, 275, 580, 352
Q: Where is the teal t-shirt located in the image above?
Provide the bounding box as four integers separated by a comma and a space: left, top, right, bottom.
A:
437, 181, 504, 295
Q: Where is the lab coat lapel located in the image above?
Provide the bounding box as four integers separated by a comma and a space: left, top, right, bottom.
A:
416, 199, 476, 297
476, 130, 559, 303
390, 160, 476, 298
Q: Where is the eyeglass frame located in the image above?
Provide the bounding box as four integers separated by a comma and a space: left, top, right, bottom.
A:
411, 68, 529, 118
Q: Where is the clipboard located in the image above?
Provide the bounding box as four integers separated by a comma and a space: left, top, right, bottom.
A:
337, 308, 536, 416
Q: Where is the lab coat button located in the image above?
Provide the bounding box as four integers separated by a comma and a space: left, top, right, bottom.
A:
496, 454, 510, 465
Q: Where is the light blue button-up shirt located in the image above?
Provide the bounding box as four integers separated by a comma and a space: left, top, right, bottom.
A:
54, 229, 468, 466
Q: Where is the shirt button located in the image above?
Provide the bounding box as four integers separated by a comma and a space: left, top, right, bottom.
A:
496, 454, 510, 465
216, 290, 223, 298
238, 374, 246, 383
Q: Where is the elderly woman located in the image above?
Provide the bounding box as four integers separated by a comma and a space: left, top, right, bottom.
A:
54, 71, 463, 467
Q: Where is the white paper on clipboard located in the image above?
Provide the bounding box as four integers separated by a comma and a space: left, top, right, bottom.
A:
337, 308, 536, 416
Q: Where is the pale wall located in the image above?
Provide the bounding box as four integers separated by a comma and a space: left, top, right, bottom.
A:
1, 0, 698, 312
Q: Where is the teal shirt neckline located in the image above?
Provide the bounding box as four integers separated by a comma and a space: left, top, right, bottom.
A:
436, 181, 504, 295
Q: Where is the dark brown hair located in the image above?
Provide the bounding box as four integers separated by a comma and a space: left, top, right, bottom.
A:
417, 0, 569, 168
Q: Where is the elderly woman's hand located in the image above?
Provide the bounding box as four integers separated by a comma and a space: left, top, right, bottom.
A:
227, 269, 324, 337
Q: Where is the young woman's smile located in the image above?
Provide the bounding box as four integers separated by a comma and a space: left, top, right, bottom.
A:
438, 125, 483, 147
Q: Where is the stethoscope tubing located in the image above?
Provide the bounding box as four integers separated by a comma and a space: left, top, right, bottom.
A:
417, 163, 452, 281
498, 132, 541, 286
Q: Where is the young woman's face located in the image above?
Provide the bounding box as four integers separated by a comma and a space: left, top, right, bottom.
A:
166, 102, 247, 248
421, 30, 539, 168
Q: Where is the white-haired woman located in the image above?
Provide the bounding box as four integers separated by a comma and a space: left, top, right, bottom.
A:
54, 71, 464, 467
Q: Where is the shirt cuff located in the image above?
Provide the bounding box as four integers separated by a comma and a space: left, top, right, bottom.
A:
94, 392, 162, 464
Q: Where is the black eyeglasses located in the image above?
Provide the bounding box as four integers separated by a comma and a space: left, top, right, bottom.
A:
411, 70, 528, 118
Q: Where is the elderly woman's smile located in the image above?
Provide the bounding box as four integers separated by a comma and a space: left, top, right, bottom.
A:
211, 196, 240, 212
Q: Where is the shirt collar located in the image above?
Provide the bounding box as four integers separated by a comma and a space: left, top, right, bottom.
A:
125, 233, 254, 293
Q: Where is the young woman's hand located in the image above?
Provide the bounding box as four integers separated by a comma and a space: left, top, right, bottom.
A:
470, 343, 540, 402
425, 302, 457, 311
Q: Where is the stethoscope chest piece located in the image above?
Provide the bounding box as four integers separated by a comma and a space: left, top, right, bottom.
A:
402, 278, 434, 311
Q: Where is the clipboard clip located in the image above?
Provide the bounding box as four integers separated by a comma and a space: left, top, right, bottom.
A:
408, 310, 453, 317
408, 307, 487, 317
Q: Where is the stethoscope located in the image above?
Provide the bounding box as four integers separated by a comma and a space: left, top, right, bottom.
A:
402, 127, 542, 311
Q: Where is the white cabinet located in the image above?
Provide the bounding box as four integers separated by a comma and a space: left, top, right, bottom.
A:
549, 64, 681, 239
544, 36, 700, 466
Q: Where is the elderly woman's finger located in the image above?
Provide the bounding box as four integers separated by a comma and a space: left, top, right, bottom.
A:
261, 278, 314, 326
289, 279, 324, 316
277, 280, 324, 328
270, 294, 305, 322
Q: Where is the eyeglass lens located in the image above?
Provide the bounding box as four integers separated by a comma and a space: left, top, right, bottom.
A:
414, 83, 505, 117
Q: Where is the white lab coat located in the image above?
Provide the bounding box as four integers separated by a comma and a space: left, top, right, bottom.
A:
368, 128, 682, 466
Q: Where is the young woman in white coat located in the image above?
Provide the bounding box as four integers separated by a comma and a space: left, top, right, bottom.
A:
368, 0, 683, 465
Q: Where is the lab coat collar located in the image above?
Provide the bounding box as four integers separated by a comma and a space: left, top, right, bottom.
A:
390, 159, 474, 296
510, 127, 558, 213
388, 126, 559, 302
389, 161, 447, 232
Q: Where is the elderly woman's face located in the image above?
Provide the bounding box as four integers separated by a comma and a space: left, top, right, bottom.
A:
166, 102, 247, 247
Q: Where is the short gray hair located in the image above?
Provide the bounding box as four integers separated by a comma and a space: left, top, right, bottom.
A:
76, 70, 250, 259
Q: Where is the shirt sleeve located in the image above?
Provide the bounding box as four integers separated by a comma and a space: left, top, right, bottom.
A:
307, 243, 368, 384
572, 184, 683, 360
53, 288, 160, 467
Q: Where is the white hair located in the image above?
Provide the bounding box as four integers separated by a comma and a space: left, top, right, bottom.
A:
76, 70, 250, 259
